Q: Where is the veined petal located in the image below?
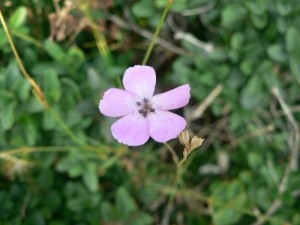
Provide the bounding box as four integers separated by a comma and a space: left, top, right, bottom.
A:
123, 65, 156, 99
111, 111, 150, 146
147, 110, 186, 142
99, 88, 141, 117
151, 84, 190, 111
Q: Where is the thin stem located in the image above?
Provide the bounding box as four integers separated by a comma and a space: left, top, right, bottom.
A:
48, 107, 85, 146
162, 140, 189, 225
0, 9, 48, 108
0, 146, 108, 158
163, 142, 179, 165
142, 0, 173, 65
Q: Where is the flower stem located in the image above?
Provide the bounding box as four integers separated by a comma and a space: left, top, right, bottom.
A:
163, 142, 179, 165
163, 140, 190, 224
142, 0, 173, 65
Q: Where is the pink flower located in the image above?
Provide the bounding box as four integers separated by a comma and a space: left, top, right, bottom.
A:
99, 65, 190, 146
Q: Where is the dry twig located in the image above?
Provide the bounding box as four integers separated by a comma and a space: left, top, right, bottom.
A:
272, 87, 299, 171
186, 84, 223, 121
108, 15, 188, 56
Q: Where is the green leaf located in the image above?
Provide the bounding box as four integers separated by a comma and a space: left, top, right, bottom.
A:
250, 13, 268, 29
9, 6, 27, 28
267, 44, 287, 63
240, 59, 257, 76
0, 29, 8, 48
65, 47, 85, 70
276, 17, 288, 34
247, 152, 264, 171
42, 108, 56, 130
87, 68, 100, 91
198, 72, 214, 86
44, 39, 66, 62
68, 164, 85, 178
26, 97, 44, 113
0, 101, 16, 130
101, 201, 116, 222
276, 1, 293, 16
240, 74, 267, 109
116, 187, 138, 219
82, 163, 98, 192
19, 79, 31, 102
290, 57, 300, 85
44, 68, 61, 103
5, 61, 22, 90
125, 213, 153, 225
56, 151, 85, 172
221, 4, 247, 29
0, 90, 15, 108
286, 27, 300, 57
244, 0, 265, 15
230, 33, 244, 50
208, 48, 228, 62
67, 194, 101, 212
210, 181, 247, 225
132, 1, 156, 18
25, 119, 38, 145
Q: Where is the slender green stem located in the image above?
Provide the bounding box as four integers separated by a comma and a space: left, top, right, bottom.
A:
163, 142, 179, 165
142, 0, 173, 65
48, 107, 86, 146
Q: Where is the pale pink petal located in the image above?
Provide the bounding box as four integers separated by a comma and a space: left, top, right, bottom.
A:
111, 111, 150, 146
150, 85, 190, 111
99, 88, 141, 117
123, 65, 156, 99
147, 110, 186, 142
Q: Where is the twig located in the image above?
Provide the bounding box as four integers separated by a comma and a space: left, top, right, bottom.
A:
167, 16, 214, 53
261, 105, 300, 118
181, 3, 215, 16
186, 84, 223, 121
252, 165, 291, 225
107, 14, 188, 56
20, 190, 31, 218
174, 32, 214, 52
161, 203, 174, 225
272, 87, 300, 171
200, 117, 228, 150
227, 125, 274, 151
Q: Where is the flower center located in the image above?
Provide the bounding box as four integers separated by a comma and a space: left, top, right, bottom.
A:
136, 98, 155, 117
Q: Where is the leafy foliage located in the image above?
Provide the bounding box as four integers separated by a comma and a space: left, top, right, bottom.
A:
1, 0, 300, 224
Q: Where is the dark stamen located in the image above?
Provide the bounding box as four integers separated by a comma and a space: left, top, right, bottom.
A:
150, 108, 155, 112
136, 101, 141, 106
142, 111, 147, 117
143, 98, 148, 103
138, 109, 144, 114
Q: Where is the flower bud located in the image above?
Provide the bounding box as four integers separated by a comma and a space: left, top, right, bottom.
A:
178, 130, 190, 146
189, 136, 205, 151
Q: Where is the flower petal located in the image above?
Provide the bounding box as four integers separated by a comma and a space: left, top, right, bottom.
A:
150, 84, 190, 110
123, 65, 156, 99
147, 110, 186, 142
111, 111, 150, 146
99, 88, 141, 117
